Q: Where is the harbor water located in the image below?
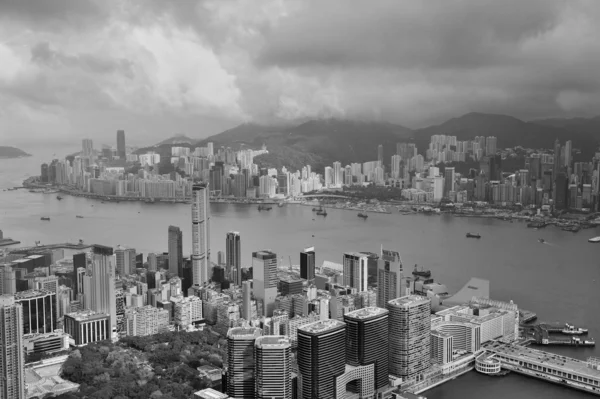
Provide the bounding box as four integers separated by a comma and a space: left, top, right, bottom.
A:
1, 148, 599, 399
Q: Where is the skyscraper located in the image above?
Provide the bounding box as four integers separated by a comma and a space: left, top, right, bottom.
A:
252, 250, 278, 317
191, 183, 210, 286
226, 231, 241, 285
485, 136, 497, 156
72, 252, 86, 299
0, 295, 25, 399
344, 307, 389, 391
254, 336, 292, 399
115, 246, 136, 276
81, 139, 94, 157
333, 161, 342, 187
297, 320, 346, 398
300, 247, 315, 281
14, 290, 56, 334
227, 327, 262, 399
83, 245, 117, 333
564, 140, 573, 170
343, 252, 369, 292
387, 295, 431, 380
553, 139, 562, 179
117, 130, 126, 159
444, 167, 455, 197
168, 226, 183, 277
377, 248, 404, 308
377, 144, 384, 167
241, 281, 252, 321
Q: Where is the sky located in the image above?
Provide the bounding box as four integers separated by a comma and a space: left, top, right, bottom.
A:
1, 0, 600, 148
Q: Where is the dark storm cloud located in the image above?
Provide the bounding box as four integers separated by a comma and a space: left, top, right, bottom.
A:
0, 0, 110, 30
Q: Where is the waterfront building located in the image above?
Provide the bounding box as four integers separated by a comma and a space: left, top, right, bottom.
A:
0, 295, 25, 399
254, 336, 292, 399
300, 246, 315, 282
83, 245, 117, 333
297, 319, 346, 398
192, 183, 211, 286
444, 167, 455, 197
64, 310, 110, 346
14, 289, 56, 335
227, 327, 262, 399
343, 252, 369, 293
252, 250, 278, 317
377, 248, 404, 308
226, 232, 241, 285
387, 295, 431, 381
116, 130, 126, 159
168, 226, 183, 277
431, 321, 481, 365
344, 307, 390, 391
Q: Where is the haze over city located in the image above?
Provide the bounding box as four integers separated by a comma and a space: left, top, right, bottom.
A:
2, 0, 600, 147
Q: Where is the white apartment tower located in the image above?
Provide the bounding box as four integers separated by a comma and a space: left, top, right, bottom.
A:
192, 183, 211, 286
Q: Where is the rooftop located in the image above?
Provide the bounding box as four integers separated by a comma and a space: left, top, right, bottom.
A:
388, 295, 431, 308
344, 306, 389, 320
255, 335, 291, 348
65, 310, 109, 321
344, 252, 369, 258
252, 250, 277, 259
227, 327, 262, 339
298, 319, 345, 335
15, 289, 54, 300
193, 388, 229, 399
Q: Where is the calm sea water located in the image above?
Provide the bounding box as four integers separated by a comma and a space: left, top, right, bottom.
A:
1, 148, 599, 398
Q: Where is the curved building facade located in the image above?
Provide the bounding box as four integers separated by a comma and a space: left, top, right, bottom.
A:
255, 336, 292, 399
227, 327, 262, 399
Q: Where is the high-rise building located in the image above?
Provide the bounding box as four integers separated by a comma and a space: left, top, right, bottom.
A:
343, 252, 369, 292
192, 183, 211, 286
82, 139, 94, 157
254, 336, 292, 399
241, 281, 252, 321
227, 327, 262, 399
83, 245, 117, 333
116, 130, 126, 159
115, 246, 136, 276
64, 310, 110, 346
555, 171, 569, 210
344, 307, 389, 391
564, 140, 572, 170
485, 136, 497, 156
226, 232, 241, 286
252, 250, 278, 317
0, 265, 15, 295
297, 320, 346, 398
553, 139, 562, 179
72, 252, 86, 299
0, 295, 25, 399
333, 161, 342, 187
14, 290, 56, 335
387, 295, 431, 380
168, 226, 183, 277
300, 247, 315, 281
377, 144, 384, 167
377, 248, 404, 308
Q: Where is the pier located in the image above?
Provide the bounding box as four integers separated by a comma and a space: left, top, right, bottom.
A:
483, 341, 600, 396
520, 322, 594, 347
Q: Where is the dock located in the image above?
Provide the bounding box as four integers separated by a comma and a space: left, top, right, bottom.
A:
520, 322, 593, 346
0, 238, 21, 247
519, 309, 537, 323
483, 342, 600, 396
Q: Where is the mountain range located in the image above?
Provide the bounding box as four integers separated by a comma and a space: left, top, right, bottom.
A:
155, 113, 600, 172
0, 146, 31, 159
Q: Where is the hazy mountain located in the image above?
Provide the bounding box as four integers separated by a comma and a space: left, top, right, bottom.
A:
155, 134, 197, 146
532, 116, 600, 137
0, 146, 31, 158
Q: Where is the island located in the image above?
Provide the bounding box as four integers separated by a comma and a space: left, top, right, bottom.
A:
0, 146, 31, 159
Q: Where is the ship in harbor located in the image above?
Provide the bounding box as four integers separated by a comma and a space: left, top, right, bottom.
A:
40, 217, 50, 221
589, 236, 600, 243
258, 205, 272, 211
412, 264, 432, 279
562, 323, 588, 335
466, 232, 481, 239
358, 213, 368, 219
56, 195, 63, 200
316, 209, 328, 217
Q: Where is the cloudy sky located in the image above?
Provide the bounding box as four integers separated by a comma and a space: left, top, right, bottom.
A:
1, 0, 599, 148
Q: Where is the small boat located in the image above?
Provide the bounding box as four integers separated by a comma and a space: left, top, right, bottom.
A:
278, 203, 284, 207
562, 323, 588, 335
589, 236, 600, 243
76, 215, 84, 219
101, 201, 105, 204
40, 217, 50, 221
312, 207, 319, 212
358, 213, 368, 219
412, 264, 431, 279
56, 195, 63, 200
466, 233, 481, 239
538, 238, 545, 244
316, 210, 327, 216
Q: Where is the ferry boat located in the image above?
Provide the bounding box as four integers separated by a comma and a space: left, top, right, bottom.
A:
538, 238, 545, 244
76, 215, 84, 219
56, 195, 63, 200
40, 217, 50, 221
358, 213, 368, 219
466, 233, 481, 239
412, 264, 432, 279
588, 236, 600, 243
316, 209, 328, 217
562, 323, 588, 335
258, 205, 272, 211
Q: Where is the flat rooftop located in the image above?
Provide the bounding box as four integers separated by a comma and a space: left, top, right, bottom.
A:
15, 289, 54, 300
344, 306, 388, 320
252, 250, 277, 259
255, 335, 291, 348
65, 310, 109, 321
298, 319, 345, 335
344, 252, 368, 258
388, 295, 431, 308
227, 327, 262, 339
486, 341, 600, 379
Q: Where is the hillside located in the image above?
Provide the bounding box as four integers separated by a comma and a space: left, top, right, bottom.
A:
198, 119, 414, 171
155, 134, 197, 146
0, 146, 31, 158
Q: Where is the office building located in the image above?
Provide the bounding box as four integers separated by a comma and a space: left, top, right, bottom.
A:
72, 252, 86, 298
0, 265, 15, 295
252, 250, 278, 317
241, 281, 252, 321
192, 183, 211, 286
0, 295, 25, 399
485, 136, 497, 156
377, 248, 404, 308
168, 226, 183, 277
297, 320, 346, 398
378, 144, 384, 167
444, 167, 455, 197
279, 277, 303, 296
300, 247, 315, 281
115, 246, 136, 276
254, 336, 292, 399
343, 252, 369, 292
83, 245, 117, 333
117, 130, 126, 159
227, 327, 262, 399
344, 307, 390, 391
226, 232, 241, 285
14, 290, 56, 335
387, 296, 431, 381
81, 138, 94, 157
64, 310, 110, 346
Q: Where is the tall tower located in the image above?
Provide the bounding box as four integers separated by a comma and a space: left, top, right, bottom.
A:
377, 144, 384, 167
81, 139, 94, 157
116, 130, 126, 159
387, 295, 431, 380
191, 183, 210, 286
343, 252, 369, 292
226, 231, 241, 285
168, 226, 183, 277
300, 246, 315, 281
377, 248, 404, 307
564, 140, 573, 170
227, 327, 262, 399
254, 336, 292, 399
241, 281, 252, 321
344, 307, 389, 391
0, 295, 25, 399
252, 250, 278, 317
115, 246, 136, 276
83, 245, 117, 333
297, 320, 346, 398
